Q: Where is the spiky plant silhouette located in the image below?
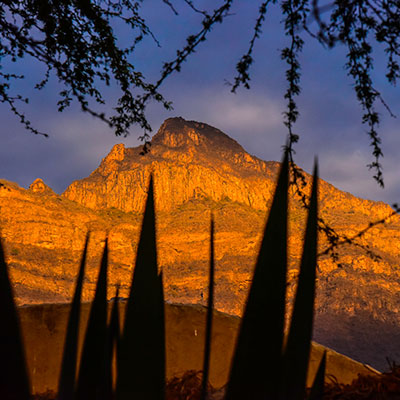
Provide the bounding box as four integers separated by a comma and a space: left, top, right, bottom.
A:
0, 151, 324, 400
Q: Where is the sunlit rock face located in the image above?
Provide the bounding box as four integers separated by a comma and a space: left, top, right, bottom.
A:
1, 117, 400, 370
63, 117, 393, 219
63, 117, 280, 212
29, 178, 55, 195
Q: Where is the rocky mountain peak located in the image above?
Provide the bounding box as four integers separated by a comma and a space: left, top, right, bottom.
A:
64, 117, 281, 212
152, 117, 245, 154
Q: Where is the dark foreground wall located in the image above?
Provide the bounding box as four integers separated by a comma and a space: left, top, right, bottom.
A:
17, 302, 379, 395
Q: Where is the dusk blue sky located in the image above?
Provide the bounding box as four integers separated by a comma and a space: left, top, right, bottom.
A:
1, 1, 399, 205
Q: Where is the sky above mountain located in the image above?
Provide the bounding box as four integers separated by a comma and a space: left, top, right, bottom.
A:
1, 1, 399, 205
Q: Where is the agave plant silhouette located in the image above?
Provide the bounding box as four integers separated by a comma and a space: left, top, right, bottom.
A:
224, 152, 323, 400
0, 238, 30, 400
0, 150, 324, 400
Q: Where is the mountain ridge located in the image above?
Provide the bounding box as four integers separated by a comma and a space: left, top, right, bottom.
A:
1, 117, 400, 371
62, 117, 392, 220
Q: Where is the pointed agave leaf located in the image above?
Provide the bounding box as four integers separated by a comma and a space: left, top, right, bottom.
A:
308, 351, 326, 400
283, 162, 319, 400
0, 239, 30, 400
75, 239, 109, 400
201, 218, 215, 400
225, 151, 289, 400
103, 285, 121, 400
58, 233, 89, 400
117, 175, 165, 400
158, 271, 166, 398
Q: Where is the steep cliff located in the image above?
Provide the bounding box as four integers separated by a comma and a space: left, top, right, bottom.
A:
1, 117, 400, 370
63, 118, 278, 212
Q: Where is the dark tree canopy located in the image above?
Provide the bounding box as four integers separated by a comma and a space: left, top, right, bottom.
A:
1, 0, 400, 186
0, 0, 172, 138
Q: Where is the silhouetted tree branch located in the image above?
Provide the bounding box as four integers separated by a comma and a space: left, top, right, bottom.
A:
0, 1, 172, 138
228, 0, 398, 187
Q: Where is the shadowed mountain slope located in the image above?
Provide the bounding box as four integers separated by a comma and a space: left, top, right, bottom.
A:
18, 302, 378, 396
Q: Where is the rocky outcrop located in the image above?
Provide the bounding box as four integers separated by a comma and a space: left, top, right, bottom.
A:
29, 178, 55, 195
1, 117, 400, 370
